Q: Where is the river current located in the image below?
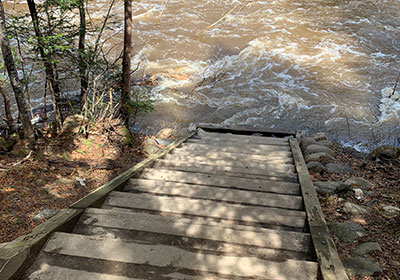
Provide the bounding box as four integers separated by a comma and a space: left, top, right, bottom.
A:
2, 0, 400, 151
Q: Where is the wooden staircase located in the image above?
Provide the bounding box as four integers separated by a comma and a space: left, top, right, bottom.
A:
23, 128, 344, 279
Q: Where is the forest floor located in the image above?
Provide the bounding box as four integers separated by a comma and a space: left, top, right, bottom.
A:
313, 144, 400, 280
0, 119, 153, 243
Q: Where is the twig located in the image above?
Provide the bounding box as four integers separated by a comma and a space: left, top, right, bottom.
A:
390, 71, 400, 98
11, 150, 33, 167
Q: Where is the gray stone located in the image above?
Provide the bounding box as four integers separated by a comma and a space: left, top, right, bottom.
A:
306, 162, 325, 174
343, 202, 370, 215
300, 137, 317, 151
326, 163, 353, 174
345, 177, 372, 189
304, 144, 335, 157
305, 152, 335, 163
33, 209, 59, 222
330, 222, 366, 242
353, 188, 364, 200
343, 256, 382, 277
352, 242, 382, 256
314, 181, 350, 195
60, 114, 87, 135
311, 132, 328, 142
382, 205, 400, 217
155, 138, 174, 146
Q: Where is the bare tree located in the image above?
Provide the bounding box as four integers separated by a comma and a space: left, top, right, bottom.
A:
121, 0, 132, 126
0, 80, 13, 129
78, 0, 88, 110
0, 0, 34, 140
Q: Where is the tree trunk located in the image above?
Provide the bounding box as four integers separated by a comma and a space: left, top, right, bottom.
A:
78, 0, 88, 111
26, 0, 64, 132
0, 81, 13, 129
0, 0, 34, 140
121, 0, 132, 126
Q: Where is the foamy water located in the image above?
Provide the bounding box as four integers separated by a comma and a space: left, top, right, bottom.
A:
2, 0, 400, 150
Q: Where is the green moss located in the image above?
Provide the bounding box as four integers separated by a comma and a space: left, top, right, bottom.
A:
371, 146, 400, 159
118, 127, 135, 146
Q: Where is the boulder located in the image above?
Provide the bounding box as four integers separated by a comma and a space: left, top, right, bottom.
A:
371, 145, 400, 159
33, 209, 59, 222
304, 144, 335, 157
345, 177, 372, 189
311, 132, 328, 142
352, 242, 382, 256
305, 152, 335, 163
156, 128, 176, 139
118, 127, 135, 146
326, 163, 353, 174
61, 114, 87, 135
314, 181, 350, 195
343, 202, 370, 215
300, 137, 317, 151
343, 256, 382, 277
330, 222, 366, 242
306, 162, 325, 174
382, 205, 400, 217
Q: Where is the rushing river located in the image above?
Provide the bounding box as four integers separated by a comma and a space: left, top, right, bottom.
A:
2, 0, 400, 151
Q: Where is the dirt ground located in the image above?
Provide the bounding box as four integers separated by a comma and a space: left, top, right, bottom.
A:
0, 119, 149, 243
313, 144, 400, 280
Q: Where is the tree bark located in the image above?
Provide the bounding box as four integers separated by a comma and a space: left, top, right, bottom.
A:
26, 0, 64, 132
0, 0, 34, 140
78, 0, 88, 111
0, 81, 13, 129
121, 0, 132, 126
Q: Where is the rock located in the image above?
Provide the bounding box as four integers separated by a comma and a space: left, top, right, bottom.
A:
343, 256, 382, 277
118, 127, 135, 146
371, 145, 400, 159
33, 209, 59, 222
60, 114, 87, 135
300, 137, 317, 151
304, 144, 335, 157
382, 205, 400, 217
306, 162, 325, 174
330, 222, 366, 242
143, 143, 162, 156
75, 177, 86, 187
155, 138, 174, 146
311, 132, 328, 142
345, 177, 372, 189
314, 181, 350, 195
305, 152, 335, 163
317, 140, 333, 147
343, 202, 370, 215
326, 163, 353, 174
55, 177, 76, 186
0, 134, 19, 153
156, 128, 176, 139
353, 188, 364, 200
352, 242, 382, 256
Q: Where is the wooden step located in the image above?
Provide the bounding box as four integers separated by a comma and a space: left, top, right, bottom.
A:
171, 148, 294, 164
76, 208, 311, 253
104, 192, 306, 228
194, 131, 290, 146
162, 154, 295, 171
153, 160, 298, 182
138, 169, 300, 195
180, 142, 291, 153
126, 179, 303, 210
40, 232, 318, 279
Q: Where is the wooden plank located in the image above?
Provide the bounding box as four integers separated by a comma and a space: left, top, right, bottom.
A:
197, 123, 295, 137
161, 154, 296, 172
138, 169, 300, 195
289, 139, 349, 280
187, 137, 290, 147
43, 232, 318, 279
104, 192, 306, 228
153, 160, 299, 182
126, 179, 303, 209
0, 209, 83, 280
172, 147, 293, 162
77, 208, 311, 253
181, 142, 291, 153
70, 132, 196, 209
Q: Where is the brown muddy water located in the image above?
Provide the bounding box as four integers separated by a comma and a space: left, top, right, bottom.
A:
2, 0, 400, 151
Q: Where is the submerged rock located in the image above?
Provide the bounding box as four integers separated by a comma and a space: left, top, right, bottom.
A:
343, 256, 382, 277
330, 222, 366, 242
